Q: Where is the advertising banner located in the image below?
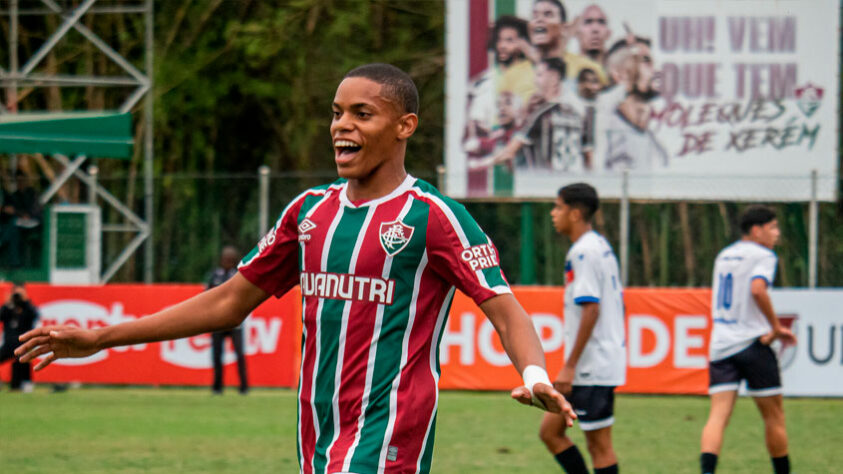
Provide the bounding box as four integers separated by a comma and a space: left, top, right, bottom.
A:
0, 283, 302, 388
1, 284, 841, 396
445, 0, 839, 201
440, 287, 843, 396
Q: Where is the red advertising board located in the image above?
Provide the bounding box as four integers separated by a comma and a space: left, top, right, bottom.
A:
0, 283, 713, 394
0, 283, 302, 388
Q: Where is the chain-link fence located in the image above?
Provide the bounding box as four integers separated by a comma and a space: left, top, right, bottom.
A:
3, 169, 841, 287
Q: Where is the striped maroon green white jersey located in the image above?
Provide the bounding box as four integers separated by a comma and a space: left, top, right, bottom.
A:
239, 175, 510, 474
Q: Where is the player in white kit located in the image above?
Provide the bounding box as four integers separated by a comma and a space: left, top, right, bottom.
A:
700, 205, 796, 474
540, 183, 625, 474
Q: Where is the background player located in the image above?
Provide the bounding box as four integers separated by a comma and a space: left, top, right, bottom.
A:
541, 183, 625, 474
16, 63, 574, 474
700, 205, 796, 474
208, 245, 249, 395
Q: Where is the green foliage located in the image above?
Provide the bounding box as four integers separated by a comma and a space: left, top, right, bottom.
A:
144, 1, 444, 281
1, 3, 840, 285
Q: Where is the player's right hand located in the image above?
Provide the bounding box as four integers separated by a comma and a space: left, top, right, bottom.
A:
760, 326, 797, 346
511, 383, 577, 426
15, 325, 101, 371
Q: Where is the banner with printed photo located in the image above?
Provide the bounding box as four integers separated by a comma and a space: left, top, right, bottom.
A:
445, 0, 839, 201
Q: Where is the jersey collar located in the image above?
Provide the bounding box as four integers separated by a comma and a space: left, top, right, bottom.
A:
338, 174, 416, 209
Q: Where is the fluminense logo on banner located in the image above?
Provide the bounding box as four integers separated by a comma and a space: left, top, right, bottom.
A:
775, 313, 799, 371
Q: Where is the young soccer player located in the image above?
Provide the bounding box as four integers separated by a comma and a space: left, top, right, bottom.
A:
15, 63, 574, 474
540, 183, 625, 474
700, 205, 796, 474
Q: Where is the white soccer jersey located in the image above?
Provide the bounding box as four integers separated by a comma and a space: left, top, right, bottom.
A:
563, 231, 626, 386
709, 240, 778, 361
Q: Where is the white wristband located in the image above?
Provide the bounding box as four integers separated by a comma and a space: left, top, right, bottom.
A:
522, 365, 552, 396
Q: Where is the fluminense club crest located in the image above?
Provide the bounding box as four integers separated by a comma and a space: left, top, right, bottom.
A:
379, 220, 414, 256
794, 83, 824, 117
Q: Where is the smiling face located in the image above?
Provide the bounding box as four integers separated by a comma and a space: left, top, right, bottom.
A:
330, 77, 416, 184
529, 1, 563, 47
496, 26, 521, 65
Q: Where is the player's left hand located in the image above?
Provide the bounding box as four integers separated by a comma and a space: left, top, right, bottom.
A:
511, 383, 576, 426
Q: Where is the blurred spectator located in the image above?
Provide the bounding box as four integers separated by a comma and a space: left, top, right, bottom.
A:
577, 68, 602, 168
574, 5, 611, 76
1, 177, 23, 267
492, 57, 587, 172
527, 0, 606, 84
466, 15, 535, 136
9, 170, 42, 228
0, 282, 39, 392
1, 169, 42, 268
601, 90, 668, 171
208, 246, 249, 395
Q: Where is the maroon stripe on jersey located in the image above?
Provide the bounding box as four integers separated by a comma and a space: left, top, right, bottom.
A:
325, 196, 410, 472
299, 313, 318, 474
239, 193, 309, 297
299, 192, 343, 472
384, 266, 451, 471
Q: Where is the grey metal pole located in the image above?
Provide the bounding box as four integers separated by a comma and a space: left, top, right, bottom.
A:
7, 0, 18, 171
9, 0, 18, 107
436, 165, 446, 191
808, 169, 818, 288
143, 0, 154, 283
620, 170, 630, 286
88, 164, 98, 205
258, 165, 270, 238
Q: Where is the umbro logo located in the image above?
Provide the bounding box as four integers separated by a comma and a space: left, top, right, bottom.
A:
299, 219, 316, 242
298, 219, 316, 233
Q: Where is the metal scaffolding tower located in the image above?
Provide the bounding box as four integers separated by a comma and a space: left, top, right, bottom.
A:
0, 0, 154, 282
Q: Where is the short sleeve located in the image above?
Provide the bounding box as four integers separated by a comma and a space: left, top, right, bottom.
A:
238, 195, 306, 298
571, 250, 602, 305
426, 199, 511, 305
750, 254, 777, 287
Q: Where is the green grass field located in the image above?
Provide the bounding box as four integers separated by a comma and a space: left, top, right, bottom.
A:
0, 387, 839, 473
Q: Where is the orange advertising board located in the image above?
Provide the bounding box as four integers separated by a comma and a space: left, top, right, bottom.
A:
440, 287, 712, 395
1, 284, 714, 394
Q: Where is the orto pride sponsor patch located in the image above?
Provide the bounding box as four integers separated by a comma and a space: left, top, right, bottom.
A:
460, 244, 500, 271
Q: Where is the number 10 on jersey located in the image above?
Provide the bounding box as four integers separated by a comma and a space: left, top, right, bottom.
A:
716, 273, 733, 310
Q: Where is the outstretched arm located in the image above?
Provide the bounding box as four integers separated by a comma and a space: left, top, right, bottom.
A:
480, 293, 576, 425
16, 273, 269, 370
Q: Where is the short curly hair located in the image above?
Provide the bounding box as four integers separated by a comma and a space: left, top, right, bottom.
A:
344, 63, 419, 115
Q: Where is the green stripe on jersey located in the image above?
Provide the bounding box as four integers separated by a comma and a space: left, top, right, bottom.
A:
418, 415, 438, 473
414, 180, 509, 289
312, 206, 368, 473
347, 198, 430, 472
